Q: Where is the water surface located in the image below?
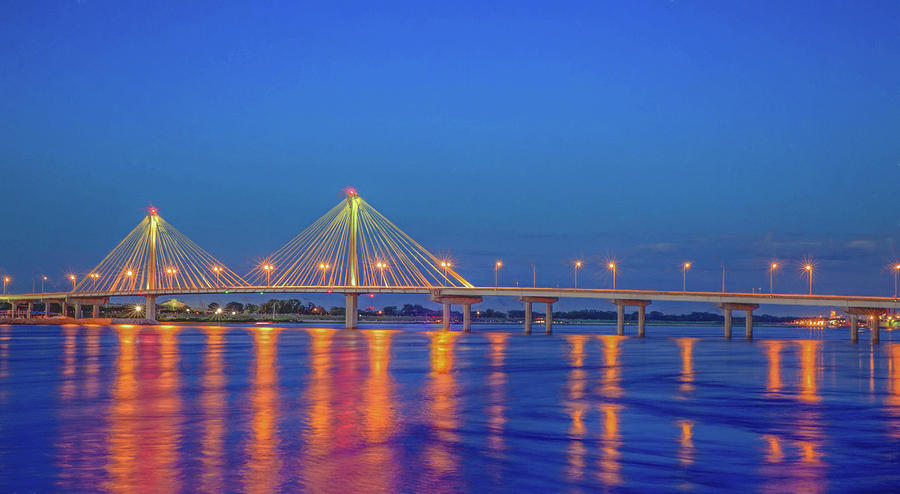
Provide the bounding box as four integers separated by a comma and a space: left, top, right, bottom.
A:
0, 323, 898, 492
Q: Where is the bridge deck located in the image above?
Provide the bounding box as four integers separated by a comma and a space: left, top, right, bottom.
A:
3, 286, 899, 309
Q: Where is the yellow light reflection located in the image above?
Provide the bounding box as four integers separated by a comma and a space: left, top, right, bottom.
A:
426, 330, 460, 491
765, 340, 784, 395
598, 403, 623, 486
105, 325, 140, 493
677, 419, 695, 467
201, 327, 227, 494
886, 344, 900, 438
245, 327, 281, 494
565, 335, 588, 483
60, 327, 77, 400
362, 330, 398, 492
798, 340, 821, 404
675, 338, 697, 394
598, 335, 623, 399
485, 333, 508, 458
762, 434, 784, 463
303, 328, 336, 489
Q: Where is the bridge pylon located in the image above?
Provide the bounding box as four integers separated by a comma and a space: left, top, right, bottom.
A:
74, 206, 246, 294
249, 189, 472, 288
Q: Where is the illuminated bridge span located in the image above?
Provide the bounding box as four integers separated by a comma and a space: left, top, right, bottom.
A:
2, 190, 899, 342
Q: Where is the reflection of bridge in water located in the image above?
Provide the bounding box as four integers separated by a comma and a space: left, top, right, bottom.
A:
3, 190, 899, 342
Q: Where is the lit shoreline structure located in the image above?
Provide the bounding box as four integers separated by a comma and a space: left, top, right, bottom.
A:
247, 188, 472, 288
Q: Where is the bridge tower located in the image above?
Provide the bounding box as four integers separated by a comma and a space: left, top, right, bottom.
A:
146, 206, 159, 290
347, 189, 359, 287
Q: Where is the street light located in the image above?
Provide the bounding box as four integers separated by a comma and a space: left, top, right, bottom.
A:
574, 261, 582, 289
376, 261, 388, 286
318, 263, 330, 285
804, 264, 813, 295
212, 266, 221, 287
768, 263, 779, 294
608, 262, 617, 290
2, 277, 9, 294
439, 261, 451, 286
41, 275, 47, 294
682, 262, 691, 292
494, 260, 502, 287
68, 274, 76, 291
89, 273, 100, 289
262, 264, 274, 286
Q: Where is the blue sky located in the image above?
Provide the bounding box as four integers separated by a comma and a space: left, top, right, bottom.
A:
1, 1, 898, 310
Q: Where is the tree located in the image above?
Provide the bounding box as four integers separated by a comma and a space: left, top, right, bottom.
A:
208, 302, 220, 312
225, 302, 244, 313
383, 305, 398, 316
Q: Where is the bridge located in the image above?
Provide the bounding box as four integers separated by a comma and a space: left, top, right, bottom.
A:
2, 190, 899, 343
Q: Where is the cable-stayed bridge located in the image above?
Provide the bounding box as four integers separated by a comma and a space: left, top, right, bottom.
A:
2, 190, 899, 342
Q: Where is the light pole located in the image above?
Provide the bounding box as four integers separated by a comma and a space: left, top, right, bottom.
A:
439, 261, 450, 286
89, 273, 99, 290
608, 262, 616, 290
41, 275, 47, 294
494, 260, 502, 287
893, 264, 899, 298
768, 263, 778, 294
682, 262, 691, 292
69, 275, 76, 292
212, 266, 221, 287
318, 263, 330, 286
262, 264, 273, 286
574, 261, 582, 289
531, 262, 536, 288
804, 264, 813, 295
2, 277, 8, 294
377, 262, 387, 286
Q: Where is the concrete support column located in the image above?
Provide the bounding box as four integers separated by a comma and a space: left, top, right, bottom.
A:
145, 295, 157, 322
745, 309, 753, 340
92, 303, 100, 318
44, 302, 50, 317
871, 316, 880, 344
442, 302, 451, 331
8, 302, 15, 319
26, 301, 33, 319
524, 301, 533, 334
345, 293, 358, 329
74, 302, 81, 319
723, 309, 732, 338
849, 314, 858, 342
616, 303, 625, 336
463, 304, 472, 333
637, 305, 646, 337
61, 301, 68, 318
545, 302, 553, 334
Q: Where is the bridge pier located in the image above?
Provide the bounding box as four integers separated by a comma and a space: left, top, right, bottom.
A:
146, 295, 157, 322
8, 302, 15, 319
524, 300, 533, 334
442, 302, 451, 331
26, 301, 33, 319
74, 301, 81, 319
345, 293, 358, 329
463, 304, 472, 332
520, 297, 558, 334
545, 302, 553, 334
612, 299, 652, 337
849, 314, 858, 342
44, 301, 50, 317
847, 308, 886, 343
432, 294, 482, 331
92, 303, 100, 318
719, 303, 758, 339
61, 300, 68, 318
723, 309, 732, 338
